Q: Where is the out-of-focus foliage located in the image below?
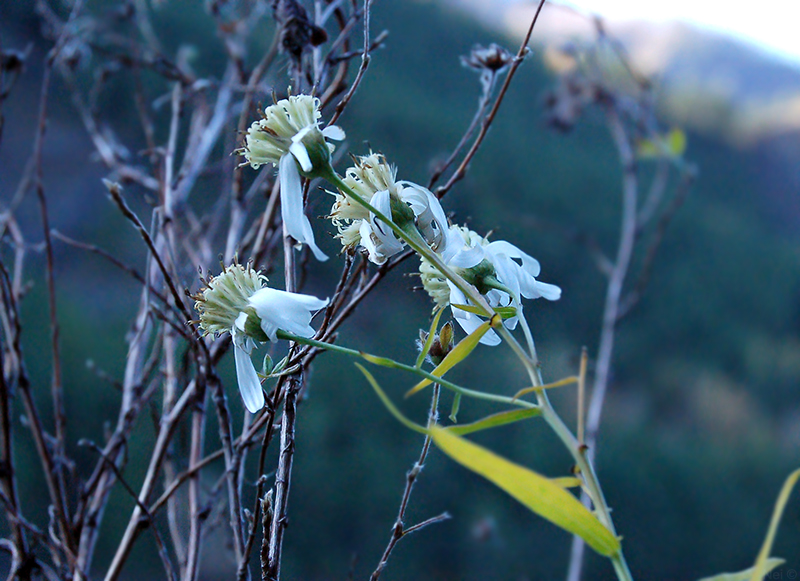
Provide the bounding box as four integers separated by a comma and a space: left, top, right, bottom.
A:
1, 0, 798, 579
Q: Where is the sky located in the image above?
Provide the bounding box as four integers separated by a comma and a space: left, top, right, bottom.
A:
561, 0, 799, 66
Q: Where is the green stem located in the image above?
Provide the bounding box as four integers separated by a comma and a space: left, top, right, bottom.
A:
276, 330, 538, 410
320, 166, 633, 580
324, 170, 498, 320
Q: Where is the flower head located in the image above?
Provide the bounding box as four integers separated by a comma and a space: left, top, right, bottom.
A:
239, 94, 345, 261
420, 225, 561, 345
194, 262, 328, 412
330, 152, 449, 264
461, 43, 514, 74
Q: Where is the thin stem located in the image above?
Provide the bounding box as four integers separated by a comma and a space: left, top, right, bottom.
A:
265, 375, 301, 581
371, 384, 443, 580
276, 330, 538, 410
566, 106, 639, 581
435, 0, 546, 198
325, 171, 497, 322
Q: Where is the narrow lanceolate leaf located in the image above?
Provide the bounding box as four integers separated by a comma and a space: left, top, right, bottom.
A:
446, 408, 541, 436
355, 363, 425, 435
406, 319, 493, 397
429, 426, 621, 557
360, 352, 403, 369
452, 303, 516, 320
512, 376, 579, 400
748, 467, 800, 581
697, 558, 785, 581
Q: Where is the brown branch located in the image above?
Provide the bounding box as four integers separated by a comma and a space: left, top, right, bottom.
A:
32, 25, 72, 555
264, 374, 302, 581
103, 180, 194, 326
370, 384, 445, 580
329, 0, 372, 126
80, 441, 177, 581
434, 0, 547, 199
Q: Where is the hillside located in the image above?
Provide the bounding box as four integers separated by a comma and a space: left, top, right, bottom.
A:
1, 1, 799, 579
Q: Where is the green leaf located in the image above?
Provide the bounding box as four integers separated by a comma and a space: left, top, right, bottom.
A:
446, 408, 541, 436
355, 363, 425, 435
452, 303, 516, 320
406, 318, 493, 397
696, 558, 785, 581
449, 392, 461, 423
360, 352, 403, 369
450, 302, 491, 317
428, 426, 621, 557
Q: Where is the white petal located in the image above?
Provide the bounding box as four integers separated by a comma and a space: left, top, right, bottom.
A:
533, 281, 562, 301
234, 312, 249, 332
249, 287, 329, 340
451, 305, 501, 346
492, 255, 522, 302
322, 125, 346, 141
358, 191, 404, 263
358, 220, 385, 265
369, 191, 394, 236
234, 341, 265, 413
399, 183, 449, 250
279, 154, 328, 261
486, 240, 541, 276
289, 140, 313, 172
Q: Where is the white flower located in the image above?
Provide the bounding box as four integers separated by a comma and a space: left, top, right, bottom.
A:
240, 94, 345, 262
421, 225, 561, 345
329, 152, 449, 264
194, 262, 328, 412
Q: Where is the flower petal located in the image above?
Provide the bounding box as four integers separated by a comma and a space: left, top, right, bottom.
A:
447, 281, 500, 346
533, 281, 562, 301
233, 337, 265, 412
289, 137, 313, 172
452, 305, 501, 346
322, 125, 346, 141
400, 183, 449, 250
249, 287, 329, 340
279, 154, 328, 261
357, 191, 404, 264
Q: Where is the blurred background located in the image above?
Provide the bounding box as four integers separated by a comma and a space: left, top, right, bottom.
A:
1, 0, 799, 579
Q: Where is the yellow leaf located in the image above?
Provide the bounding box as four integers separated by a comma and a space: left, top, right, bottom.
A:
748, 467, 800, 581
429, 426, 620, 557
696, 558, 784, 581
406, 318, 493, 397
512, 376, 579, 400
551, 476, 583, 489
